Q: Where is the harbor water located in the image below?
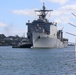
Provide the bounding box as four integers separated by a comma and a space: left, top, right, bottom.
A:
0, 46, 76, 75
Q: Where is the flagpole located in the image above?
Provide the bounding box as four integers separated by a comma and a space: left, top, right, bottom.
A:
75, 38, 76, 58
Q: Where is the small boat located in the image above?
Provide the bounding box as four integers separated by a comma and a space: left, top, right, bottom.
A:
12, 38, 32, 48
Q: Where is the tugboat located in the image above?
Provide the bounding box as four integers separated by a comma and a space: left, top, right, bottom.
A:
18, 38, 32, 48
26, 3, 68, 48
12, 38, 32, 48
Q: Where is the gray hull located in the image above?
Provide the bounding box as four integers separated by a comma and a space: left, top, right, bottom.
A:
32, 33, 68, 48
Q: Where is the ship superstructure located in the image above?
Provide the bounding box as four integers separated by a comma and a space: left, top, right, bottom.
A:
26, 3, 68, 48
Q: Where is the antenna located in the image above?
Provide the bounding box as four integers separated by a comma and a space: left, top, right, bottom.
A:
61, 27, 64, 31
35, 3, 53, 19
72, 13, 76, 17
75, 39, 76, 58
66, 32, 76, 36
43, 2, 45, 10
69, 13, 76, 56
23, 33, 25, 38
68, 22, 76, 28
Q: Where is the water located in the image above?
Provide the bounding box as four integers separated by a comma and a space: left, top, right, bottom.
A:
0, 46, 76, 75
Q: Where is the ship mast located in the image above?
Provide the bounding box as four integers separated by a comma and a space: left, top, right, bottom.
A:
35, 3, 53, 19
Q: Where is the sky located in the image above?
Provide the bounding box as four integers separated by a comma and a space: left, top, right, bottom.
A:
0, 0, 76, 42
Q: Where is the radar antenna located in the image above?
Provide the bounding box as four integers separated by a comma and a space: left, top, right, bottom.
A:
35, 2, 53, 19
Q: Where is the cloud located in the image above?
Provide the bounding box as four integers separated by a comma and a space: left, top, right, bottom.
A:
10, 29, 27, 37
0, 22, 7, 27
52, 4, 76, 16
12, 4, 76, 16
41, 0, 69, 4
12, 9, 37, 17
12, 4, 76, 25
51, 4, 76, 24
0, 22, 27, 36
3, 29, 27, 37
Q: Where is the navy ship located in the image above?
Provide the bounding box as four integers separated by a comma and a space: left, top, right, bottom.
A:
25, 3, 68, 48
